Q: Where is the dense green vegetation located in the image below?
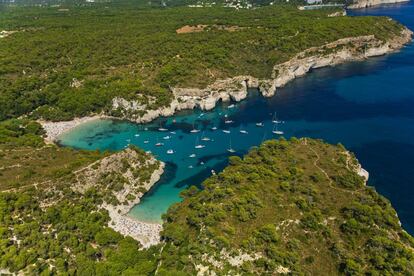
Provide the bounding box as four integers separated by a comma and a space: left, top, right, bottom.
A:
0, 5, 404, 121
0, 120, 162, 274
159, 138, 414, 274
1, 121, 413, 274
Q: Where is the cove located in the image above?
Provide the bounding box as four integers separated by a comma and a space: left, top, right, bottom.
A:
59, 3, 414, 232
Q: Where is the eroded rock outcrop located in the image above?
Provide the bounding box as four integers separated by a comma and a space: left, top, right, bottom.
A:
348, 0, 409, 9
73, 148, 165, 247
110, 28, 412, 124
40, 27, 412, 141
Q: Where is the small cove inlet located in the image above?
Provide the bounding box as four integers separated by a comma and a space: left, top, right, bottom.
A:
59, 3, 414, 233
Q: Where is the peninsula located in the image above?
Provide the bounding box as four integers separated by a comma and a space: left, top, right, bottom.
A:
1, 3, 414, 275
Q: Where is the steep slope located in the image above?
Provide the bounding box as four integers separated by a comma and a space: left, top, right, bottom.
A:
160, 138, 414, 275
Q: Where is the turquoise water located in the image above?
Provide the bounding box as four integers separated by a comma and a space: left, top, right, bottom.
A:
59, 3, 414, 232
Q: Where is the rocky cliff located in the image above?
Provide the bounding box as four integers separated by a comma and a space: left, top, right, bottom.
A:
348, 0, 410, 9
73, 147, 165, 247
110, 28, 412, 124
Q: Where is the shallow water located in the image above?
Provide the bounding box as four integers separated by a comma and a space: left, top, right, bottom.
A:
59, 2, 414, 232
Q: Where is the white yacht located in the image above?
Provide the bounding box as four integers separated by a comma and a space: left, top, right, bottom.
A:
194, 137, 205, 149
272, 112, 282, 124
272, 124, 284, 135
227, 138, 236, 153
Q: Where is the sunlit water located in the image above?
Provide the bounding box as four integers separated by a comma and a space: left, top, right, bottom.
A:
59, 2, 414, 232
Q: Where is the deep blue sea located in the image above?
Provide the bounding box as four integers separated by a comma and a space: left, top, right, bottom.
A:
59, 2, 414, 232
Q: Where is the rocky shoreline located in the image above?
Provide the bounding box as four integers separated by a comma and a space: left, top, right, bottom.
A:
348, 0, 410, 9
41, 28, 412, 142
103, 162, 165, 248
38, 29, 410, 249
73, 148, 166, 248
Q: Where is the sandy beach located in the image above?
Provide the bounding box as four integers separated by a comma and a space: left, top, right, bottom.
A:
40, 115, 107, 143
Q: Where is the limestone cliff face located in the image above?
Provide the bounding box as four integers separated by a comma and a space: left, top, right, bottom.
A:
348, 0, 409, 9
111, 28, 412, 124
73, 148, 165, 247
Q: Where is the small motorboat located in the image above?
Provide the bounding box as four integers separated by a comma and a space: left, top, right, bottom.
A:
222, 130, 231, 134
211, 127, 218, 131
188, 165, 193, 169
170, 131, 176, 134
227, 104, 235, 109
134, 134, 140, 137
190, 129, 200, 133
158, 127, 168, 132
144, 140, 149, 144
225, 120, 234, 124
146, 150, 152, 154
189, 153, 196, 158
167, 149, 174, 154
163, 136, 171, 140
256, 122, 264, 127
155, 142, 164, 147
200, 161, 205, 165
240, 130, 248, 134
126, 139, 131, 142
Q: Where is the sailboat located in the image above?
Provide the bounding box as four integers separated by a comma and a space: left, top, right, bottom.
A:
166, 149, 174, 154
222, 129, 231, 134
256, 122, 264, 127
272, 112, 281, 124
201, 131, 211, 141
190, 122, 200, 133
194, 137, 205, 149
239, 126, 248, 134
158, 126, 168, 132
272, 123, 284, 135
227, 138, 236, 153
155, 138, 164, 147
